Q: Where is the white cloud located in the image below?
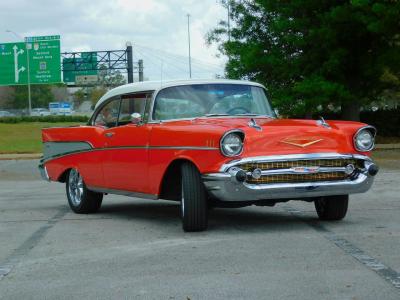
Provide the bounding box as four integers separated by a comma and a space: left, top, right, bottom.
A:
0, 0, 228, 80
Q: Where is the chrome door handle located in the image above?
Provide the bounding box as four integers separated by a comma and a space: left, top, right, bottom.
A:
104, 132, 114, 138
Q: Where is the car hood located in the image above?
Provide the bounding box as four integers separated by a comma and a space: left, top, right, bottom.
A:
191, 117, 366, 156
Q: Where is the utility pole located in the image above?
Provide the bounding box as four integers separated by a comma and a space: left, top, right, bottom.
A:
6, 30, 32, 115
138, 59, 144, 82
187, 14, 192, 79
126, 42, 134, 83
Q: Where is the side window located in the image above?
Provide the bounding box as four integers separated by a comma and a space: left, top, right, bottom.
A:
118, 94, 148, 126
94, 99, 120, 128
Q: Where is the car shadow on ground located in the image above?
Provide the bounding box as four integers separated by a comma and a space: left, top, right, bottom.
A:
95, 200, 317, 233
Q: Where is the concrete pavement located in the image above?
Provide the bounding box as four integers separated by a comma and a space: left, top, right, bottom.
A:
0, 159, 399, 299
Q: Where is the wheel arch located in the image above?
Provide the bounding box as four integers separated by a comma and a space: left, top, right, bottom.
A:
159, 158, 200, 201
58, 168, 72, 183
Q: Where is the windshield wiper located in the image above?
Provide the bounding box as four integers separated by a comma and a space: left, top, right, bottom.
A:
204, 113, 230, 117
233, 113, 260, 116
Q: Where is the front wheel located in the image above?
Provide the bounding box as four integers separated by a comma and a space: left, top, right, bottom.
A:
180, 163, 208, 232
66, 168, 103, 213
314, 195, 349, 221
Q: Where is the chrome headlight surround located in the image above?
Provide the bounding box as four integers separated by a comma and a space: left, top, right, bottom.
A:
353, 126, 376, 152
220, 130, 244, 157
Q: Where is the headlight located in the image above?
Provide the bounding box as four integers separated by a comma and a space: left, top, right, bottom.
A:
220, 131, 244, 157
354, 126, 376, 152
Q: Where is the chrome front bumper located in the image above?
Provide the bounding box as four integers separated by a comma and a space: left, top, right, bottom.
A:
202, 153, 377, 202
38, 163, 50, 181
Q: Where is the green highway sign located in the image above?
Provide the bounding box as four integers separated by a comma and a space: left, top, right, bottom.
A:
63, 52, 98, 83
0, 35, 61, 86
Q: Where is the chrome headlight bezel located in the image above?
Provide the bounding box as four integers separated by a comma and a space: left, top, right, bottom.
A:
353, 126, 376, 152
220, 130, 244, 157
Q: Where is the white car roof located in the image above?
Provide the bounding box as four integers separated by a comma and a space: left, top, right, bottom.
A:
95, 79, 266, 109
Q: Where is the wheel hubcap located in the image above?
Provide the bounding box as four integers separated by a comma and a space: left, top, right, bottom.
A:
68, 169, 84, 206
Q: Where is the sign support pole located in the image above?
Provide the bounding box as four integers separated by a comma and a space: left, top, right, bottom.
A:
26, 42, 32, 116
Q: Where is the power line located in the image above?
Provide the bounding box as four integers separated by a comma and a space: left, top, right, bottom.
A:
134, 43, 224, 69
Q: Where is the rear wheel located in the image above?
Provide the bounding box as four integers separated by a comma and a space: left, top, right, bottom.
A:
180, 163, 208, 232
66, 169, 103, 213
314, 195, 348, 221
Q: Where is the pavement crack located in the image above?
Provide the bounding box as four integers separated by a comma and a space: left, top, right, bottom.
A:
0, 206, 69, 281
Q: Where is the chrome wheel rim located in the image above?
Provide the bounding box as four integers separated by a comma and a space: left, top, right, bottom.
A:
68, 169, 84, 206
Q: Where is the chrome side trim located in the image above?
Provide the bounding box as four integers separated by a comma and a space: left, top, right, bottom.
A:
41, 145, 219, 164
220, 153, 372, 172
87, 186, 158, 200
151, 146, 219, 150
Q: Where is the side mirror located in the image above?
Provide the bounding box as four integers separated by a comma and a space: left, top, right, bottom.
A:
130, 112, 142, 124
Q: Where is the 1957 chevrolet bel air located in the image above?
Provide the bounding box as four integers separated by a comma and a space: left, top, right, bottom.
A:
39, 79, 379, 231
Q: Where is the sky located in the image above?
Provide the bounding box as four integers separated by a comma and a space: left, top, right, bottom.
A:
0, 0, 228, 81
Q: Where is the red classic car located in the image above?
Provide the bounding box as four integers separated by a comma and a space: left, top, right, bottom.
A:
39, 79, 379, 231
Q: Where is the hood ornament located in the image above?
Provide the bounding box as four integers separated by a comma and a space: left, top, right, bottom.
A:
317, 116, 331, 129
281, 137, 323, 148
248, 118, 262, 131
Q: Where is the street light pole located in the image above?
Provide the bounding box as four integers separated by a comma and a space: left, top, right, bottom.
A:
6, 30, 32, 115
227, 2, 231, 42
187, 14, 192, 79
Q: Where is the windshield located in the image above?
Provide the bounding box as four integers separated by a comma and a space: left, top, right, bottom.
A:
152, 84, 275, 120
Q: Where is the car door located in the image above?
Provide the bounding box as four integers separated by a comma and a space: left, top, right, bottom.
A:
102, 93, 153, 193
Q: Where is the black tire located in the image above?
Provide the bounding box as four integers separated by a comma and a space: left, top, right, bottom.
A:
181, 162, 208, 232
66, 169, 103, 214
314, 195, 349, 221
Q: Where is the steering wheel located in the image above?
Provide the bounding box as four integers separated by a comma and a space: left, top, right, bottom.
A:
226, 107, 250, 115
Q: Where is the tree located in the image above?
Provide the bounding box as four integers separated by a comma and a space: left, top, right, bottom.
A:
12, 84, 55, 109
208, 0, 400, 120
97, 64, 126, 87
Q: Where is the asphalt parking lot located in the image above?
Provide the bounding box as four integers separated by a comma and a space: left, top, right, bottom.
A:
0, 154, 399, 299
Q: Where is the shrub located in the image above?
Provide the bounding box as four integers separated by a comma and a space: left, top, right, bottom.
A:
315, 109, 400, 137
0, 115, 90, 124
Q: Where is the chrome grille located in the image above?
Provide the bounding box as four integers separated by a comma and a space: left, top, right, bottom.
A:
238, 159, 361, 185
239, 159, 360, 171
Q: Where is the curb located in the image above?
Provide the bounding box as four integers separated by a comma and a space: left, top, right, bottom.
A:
0, 153, 42, 160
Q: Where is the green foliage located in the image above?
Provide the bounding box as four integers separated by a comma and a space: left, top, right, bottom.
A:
0, 115, 89, 124
293, 108, 400, 137
12, 84, 55, 109
208, 0, 400, 120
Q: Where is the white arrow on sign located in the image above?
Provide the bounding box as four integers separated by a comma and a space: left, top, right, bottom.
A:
13, 45, 25, 83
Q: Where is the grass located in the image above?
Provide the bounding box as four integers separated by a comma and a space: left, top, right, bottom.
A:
0, 122, 82, 154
